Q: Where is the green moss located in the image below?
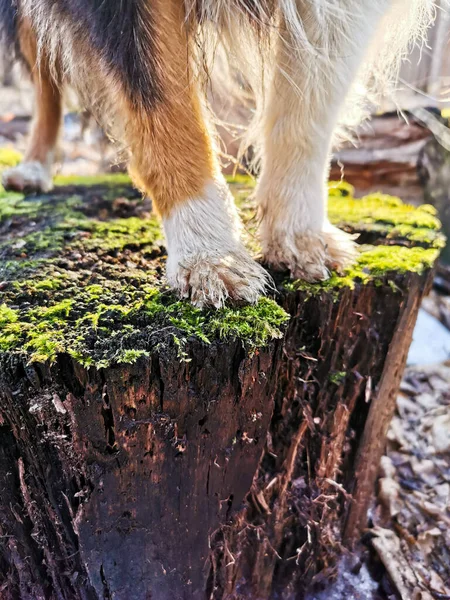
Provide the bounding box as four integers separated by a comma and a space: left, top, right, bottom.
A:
286, 245, 439, 296
79, 216, 163, 252
0, 286, 288, 366
329, 371, 346, 385
0, 304, 19, 327
30, 276, 68, 291
327, 185, 444, 249
57, 174, 248, 190
0, 305, 21, 351
53, 173, 132, 187
328, 180, 355, 198
32, 298, 74, 319
116, 349, 150, 364
0, 170, 442, 368
24, 330, 65, 364
0, 148, 22, 169
357, 245, 439, 276
226, 174, 256, 187
205, 298, 288, 348
0, 197, 289, 364
0, 191, 42, 219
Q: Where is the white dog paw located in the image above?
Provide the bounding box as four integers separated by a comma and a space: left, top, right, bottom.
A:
167, 250, 270, 308
2, 161, 53, 193
263, 224, 358, 282
163, 177, 272, 308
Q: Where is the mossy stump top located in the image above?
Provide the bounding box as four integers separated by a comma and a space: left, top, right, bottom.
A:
0, 172, 443, 369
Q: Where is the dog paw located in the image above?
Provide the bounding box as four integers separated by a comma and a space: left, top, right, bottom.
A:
263, 225, 358, 282
167, 250, 270, 308
2, 161, 53, 193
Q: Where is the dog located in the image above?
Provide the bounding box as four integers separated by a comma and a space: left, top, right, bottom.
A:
0, 0, 434, 307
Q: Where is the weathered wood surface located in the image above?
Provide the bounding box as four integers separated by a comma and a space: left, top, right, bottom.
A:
0, 176, 443, 599
209, 270, 431, 599
330, 111, 449, 204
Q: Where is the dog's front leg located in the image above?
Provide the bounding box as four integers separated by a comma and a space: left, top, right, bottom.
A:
256, 0, 392, 281
127, 1, 268, 308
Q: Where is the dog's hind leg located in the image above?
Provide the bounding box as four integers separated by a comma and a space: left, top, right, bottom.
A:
256, 0, 392, 281
2, 17, 62, 193
121, 1, 268, 307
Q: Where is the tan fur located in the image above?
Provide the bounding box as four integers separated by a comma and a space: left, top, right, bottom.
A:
13, 2, 218, 219
18, 17, 62, 167
16, 0, 265, 305
2, 17, 62, 192
125, 0, 217, 218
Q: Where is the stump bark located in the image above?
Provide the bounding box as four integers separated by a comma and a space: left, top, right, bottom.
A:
0, 175, 443, 599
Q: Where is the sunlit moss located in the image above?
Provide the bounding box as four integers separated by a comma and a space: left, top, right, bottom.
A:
0, 147, 22, 169
0, 304, 19, 326
0, 171, 442, 367
286, 245, 439, 296
0, 291, 289, 366
54, 173, 132, 187
356, 245, 439, 276
116, 349, 150, 364
327, 185, 444, 249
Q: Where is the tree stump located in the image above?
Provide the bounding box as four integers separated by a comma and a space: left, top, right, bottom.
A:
0, 174, 443, 599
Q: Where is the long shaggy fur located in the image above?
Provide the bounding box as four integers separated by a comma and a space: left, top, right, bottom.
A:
2, 1, 435, 152
18, 0, 162, 123
187, 0, 436, 158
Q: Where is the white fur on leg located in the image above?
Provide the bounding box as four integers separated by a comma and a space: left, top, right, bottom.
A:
255, 0, 390, 283
164, 177, 269, 308
258, 164, 358, 281
2, 160, 53, 193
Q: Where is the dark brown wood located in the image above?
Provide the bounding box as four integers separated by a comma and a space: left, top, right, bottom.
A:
207, 270, 433, 599
0, 342, 278, 599
344, 275, 425, 542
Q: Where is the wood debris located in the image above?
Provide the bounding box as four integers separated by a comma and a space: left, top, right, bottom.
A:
372, 363, 450, 600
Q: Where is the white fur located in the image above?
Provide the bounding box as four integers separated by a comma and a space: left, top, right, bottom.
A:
164, 176, 270, 308
2, 160, 53, 193
186, 0, 435, 281
257, 0, 392, 278
188, 0, 436, 145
